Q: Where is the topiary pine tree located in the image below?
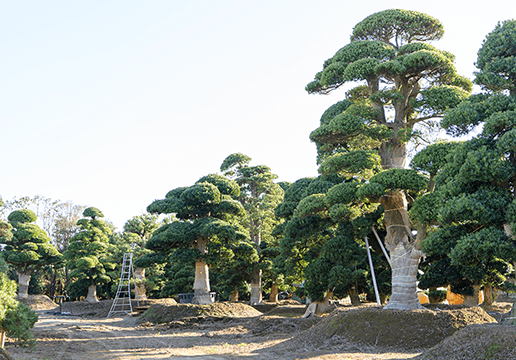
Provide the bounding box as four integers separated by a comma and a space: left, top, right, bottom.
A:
421, 20, 516, 306
146, 174, 247, 304
220, 153, 284, 304
64, 207, 115, 302
0, 209, 63, 299
0, 256, 38, 348
305, 9, 471, 310
121, 213, 161, 300
273, 174, 391, 312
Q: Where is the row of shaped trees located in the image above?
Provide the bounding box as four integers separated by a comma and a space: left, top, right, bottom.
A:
2, 10, 516, 312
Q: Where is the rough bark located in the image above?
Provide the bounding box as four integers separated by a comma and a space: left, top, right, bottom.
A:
85, 284, 99, 302
302, 291, 333, 318
16, 272, 31, 299
380, 187, 424, 310
482, 283, 494, 306
269, 281, 279, 303
349, 286, 361, 306
134, 267, 147, 301
228, 288, 239, 302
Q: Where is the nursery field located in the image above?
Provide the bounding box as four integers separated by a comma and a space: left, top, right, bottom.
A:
3, 296, 516, 360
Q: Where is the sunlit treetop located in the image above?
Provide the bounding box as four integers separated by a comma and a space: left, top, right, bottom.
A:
475, 20, 516, 95
351, 9, 444, 48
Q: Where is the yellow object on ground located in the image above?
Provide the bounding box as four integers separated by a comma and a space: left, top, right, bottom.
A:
418, 292, 429, 304
446, 286, 484, 305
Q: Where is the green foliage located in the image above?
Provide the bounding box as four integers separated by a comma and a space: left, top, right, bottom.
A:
410, 191, 441, 225
144, 172, 248, 298
2, 210, 63, 280
318, 150, 381, 179
410, 142, 460, 176
350, 9, 444, 46
0, 258, 38, 347
7, 209, 37, 224
1, 302, 38, 347
64, 207, 114, 298
475, 20, 516, 94
369, 168, 428, 192
83, 207, 104, 219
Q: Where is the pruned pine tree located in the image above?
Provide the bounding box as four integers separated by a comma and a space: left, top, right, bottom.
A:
220, 153, 284, 304
64, 207, 114, 302
1, 210, 63, 298
121, 214, 161, 300
306, 9, 471, 310
274, 175, 390, 314
421, 20, 516, 306
146, 174, 247, 304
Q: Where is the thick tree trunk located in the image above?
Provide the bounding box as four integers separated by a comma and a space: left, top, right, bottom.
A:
349, 286, 361, 306
302, 291, 333, 318
134, 267, 147, 301
16, 272, 31, 299
483, 283, 494, 306
192, 237, 213, 305
85, 284, 99, 302
269, 281, 279, 303
380, 188, 424, 310
463, 284, 480, 306
249, 231, 263, 305
192, 259, 212, 304
383, 243, 424, 310
249, 268, 263, 305
229, 288, 239, 302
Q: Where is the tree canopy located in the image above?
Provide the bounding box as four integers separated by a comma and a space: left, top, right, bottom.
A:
304, 9, 471, 310
145, 174, 248, 304
64, 207, 114, 302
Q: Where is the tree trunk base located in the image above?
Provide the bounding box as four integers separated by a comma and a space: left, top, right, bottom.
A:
269, 282, 279, 303
463, 285, 480, 307
249, 283, 263, 305
383, 244, 424, 311
302, 292, 333, 318
134, 268, 148, 301
192, 290, 213, 305
16, 272, 31, 299
85, 284, 99, 302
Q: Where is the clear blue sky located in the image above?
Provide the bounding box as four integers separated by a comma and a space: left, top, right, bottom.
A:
2, 1, 514, 229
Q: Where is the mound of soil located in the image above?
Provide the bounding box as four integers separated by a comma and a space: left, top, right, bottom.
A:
262, 304, 308, 317
94, 298, 178, 318
416, 324, 516, 359
18, 295, 58, 310
283, 306, 497, 351
137, 302, 263, 325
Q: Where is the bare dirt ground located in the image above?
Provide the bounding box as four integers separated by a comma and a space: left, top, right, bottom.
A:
4, 296, 515, 360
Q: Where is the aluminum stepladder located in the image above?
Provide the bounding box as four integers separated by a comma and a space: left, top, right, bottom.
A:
107, 253, 140, 317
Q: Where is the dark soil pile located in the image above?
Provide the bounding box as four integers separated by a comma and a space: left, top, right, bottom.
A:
18, 295, 58, 310
282, 306, 497, 351
415, 324, 516, 360
137, 301, 262, 326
